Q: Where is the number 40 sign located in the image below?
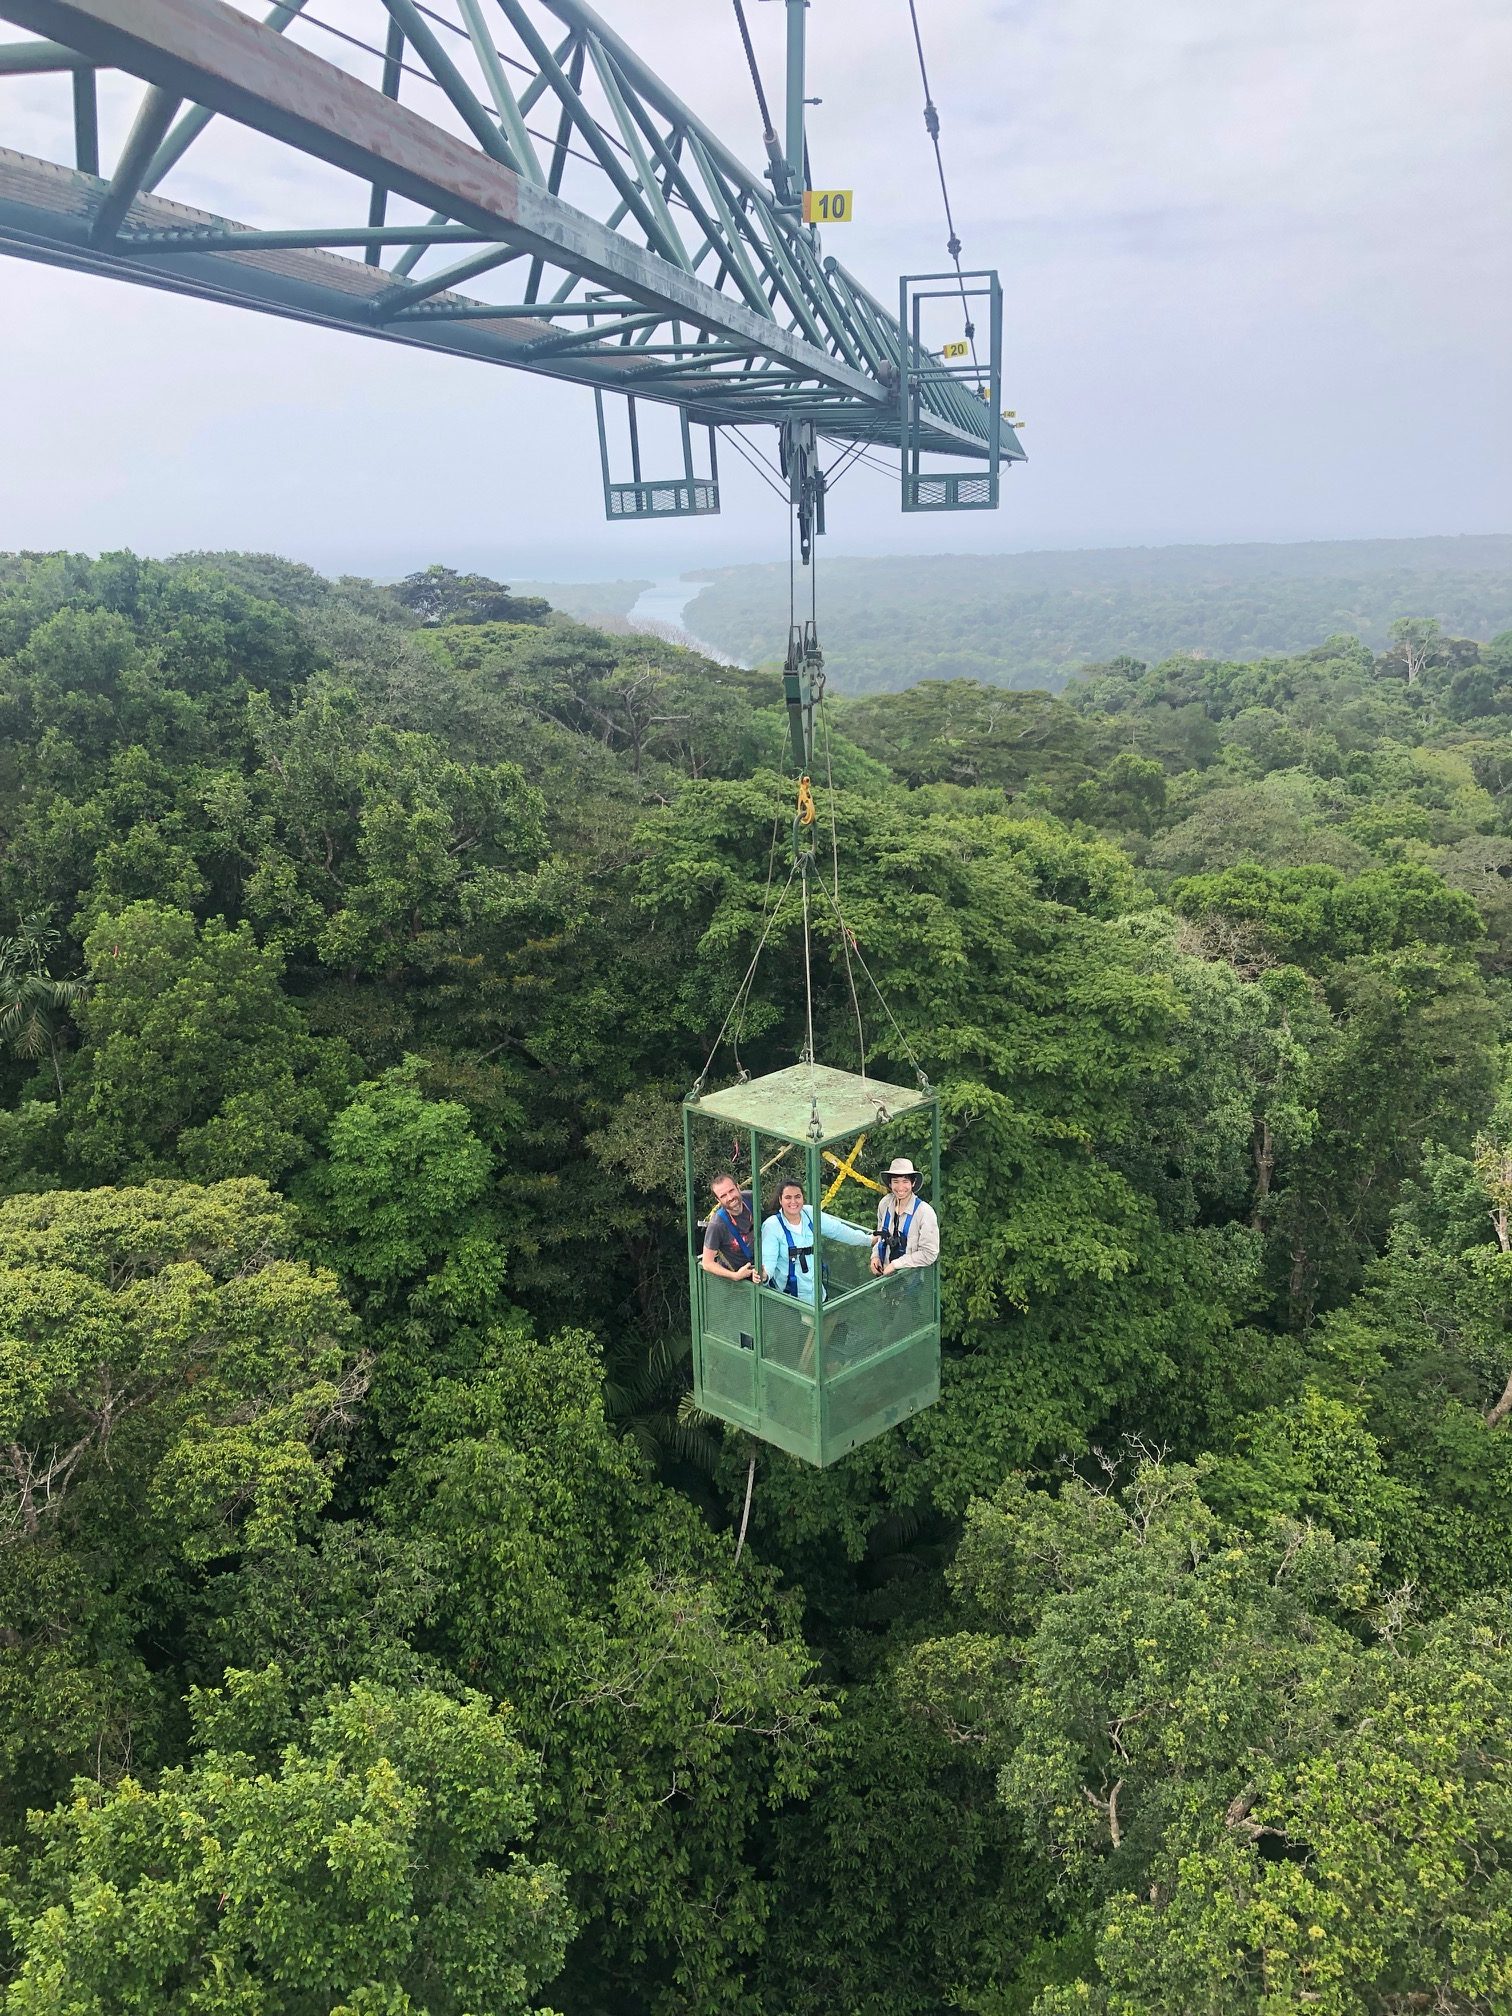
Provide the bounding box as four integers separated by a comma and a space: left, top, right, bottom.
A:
801, 188, 853, 223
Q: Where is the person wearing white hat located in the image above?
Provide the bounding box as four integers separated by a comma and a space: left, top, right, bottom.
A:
869, 1157, 940, 1276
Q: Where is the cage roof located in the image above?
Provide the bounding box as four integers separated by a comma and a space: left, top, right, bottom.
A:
689, 1063, 934, 1145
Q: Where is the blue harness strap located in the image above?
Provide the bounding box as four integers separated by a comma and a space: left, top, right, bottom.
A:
780, 1212, 813, 1297
717, 1203, 753, 1263
878, 1199, 919, 1266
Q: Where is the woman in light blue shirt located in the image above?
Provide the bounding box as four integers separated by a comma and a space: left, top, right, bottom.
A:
761, 1178, 873, 1307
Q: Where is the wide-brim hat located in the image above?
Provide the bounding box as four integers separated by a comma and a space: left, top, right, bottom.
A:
882, 1157, 920, 1181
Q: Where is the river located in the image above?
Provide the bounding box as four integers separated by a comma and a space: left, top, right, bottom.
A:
627, 575, 736, 662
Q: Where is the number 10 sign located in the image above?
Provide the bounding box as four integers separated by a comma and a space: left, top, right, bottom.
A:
801, 189, 854, 223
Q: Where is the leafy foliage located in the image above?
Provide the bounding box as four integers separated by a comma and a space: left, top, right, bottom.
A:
392, 563, 551, 628
4, 545, 1512, 2012
910, 1456, 1512, 2016
0, 1669, 573, 2016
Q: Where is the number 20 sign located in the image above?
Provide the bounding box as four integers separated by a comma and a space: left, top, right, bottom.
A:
802, 189, 853, 223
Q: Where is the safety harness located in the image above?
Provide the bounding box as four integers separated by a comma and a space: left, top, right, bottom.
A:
779, 1210, 815, 1297
717, 1202, 754, 1265
877, 1198, 920, 1267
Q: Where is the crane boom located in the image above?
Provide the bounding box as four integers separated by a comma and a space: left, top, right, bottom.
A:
0, 0, 1025, 489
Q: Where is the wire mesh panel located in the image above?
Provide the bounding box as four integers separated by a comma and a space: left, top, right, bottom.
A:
758, 1360, 821, 1464
820, 1223, 874, 1296
701, 1268, 755, 1350
700, 1333, 759, 1423
606, 479, 720, 518
857, 1271, 930, 1360
821, 1328, 939, 1462
903, 472, 998, 510
758, 1287, 816, 1376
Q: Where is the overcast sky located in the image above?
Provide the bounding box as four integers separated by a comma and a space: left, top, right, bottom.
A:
0, 0, 1507, 581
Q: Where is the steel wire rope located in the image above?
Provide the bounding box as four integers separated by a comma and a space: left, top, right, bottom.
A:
903, 0, 982, 383
800, 862, 817, 1103
847, 449, 901, 482
807, 519, 822, 1098
731, 0, 780, 146
731, 425, 786, 483
728, 864, 791, 1078
724, 427, 790, 502
707, 538, 801, 1090
811, 875, 929, 1087
731, 652, 795, 1080
691, 855, 800, 1094
819, 433, 900, 488
412, 0, 531, 75
817, 685, 868, 1086
781, 435, 820, 1116
730, 802, 786, 1079
788, 479, 798, 668
804, 514, 868, 1086
822, 438, 877, 487
786, 492, 816, 1109
820, 401, 897, 484
810, 477, 819, 632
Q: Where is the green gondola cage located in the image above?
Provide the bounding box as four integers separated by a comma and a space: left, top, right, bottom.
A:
684, 1062, 941, 1468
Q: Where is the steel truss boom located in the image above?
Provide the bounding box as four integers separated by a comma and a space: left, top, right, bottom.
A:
0, 0, 1026, 465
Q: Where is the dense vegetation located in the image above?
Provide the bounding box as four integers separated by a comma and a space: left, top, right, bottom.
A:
685, 535, 1512, 692
3, 545, 1512, 2014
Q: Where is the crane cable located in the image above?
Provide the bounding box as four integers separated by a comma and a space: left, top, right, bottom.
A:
805, 514, 896, 1095
690, 512, 929, 1101
725, 427, 789, 502
813, 872, 929, 1086
730, 799, 787, 1080
904, 0, 981, 385
691, 3, 930, 1103
688, 856, 800, 1099
732, 0, 793, 205
818, 691, 867, 1087
808, 522, 930, 1094
789, 497, 820, 1113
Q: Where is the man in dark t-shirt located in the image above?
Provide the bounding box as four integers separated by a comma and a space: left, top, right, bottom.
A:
701, 1172, 762, 1281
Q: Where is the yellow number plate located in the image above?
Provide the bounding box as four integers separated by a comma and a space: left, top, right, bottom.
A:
802, 188, 853, 223
942, 340, 970, 359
